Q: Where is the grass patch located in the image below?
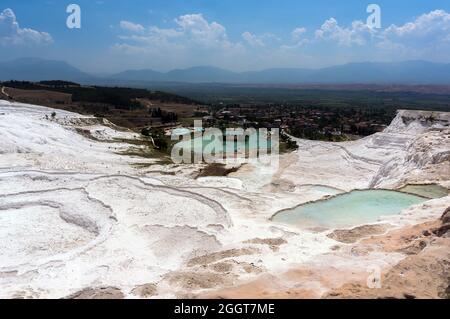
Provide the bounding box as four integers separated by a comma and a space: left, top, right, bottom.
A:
196, 163, 241, 178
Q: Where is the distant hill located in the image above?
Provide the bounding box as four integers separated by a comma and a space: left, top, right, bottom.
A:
111, 66, 240, 82
240, 68, 314, 83
111, 69, 164, 82
111, 61, 450, 84
2, 58, 450, 84
110, 66, 314, 83
0, 58, 94, 82
165, 66, 240, 83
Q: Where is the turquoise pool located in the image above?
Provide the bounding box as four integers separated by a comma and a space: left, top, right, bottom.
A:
173, 131, 275, 154
272, 189, 428, 229
302, 185, 344, 195
398, 184, 448, 199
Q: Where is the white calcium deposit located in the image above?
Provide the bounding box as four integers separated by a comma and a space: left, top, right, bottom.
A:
0, 99, 449, 298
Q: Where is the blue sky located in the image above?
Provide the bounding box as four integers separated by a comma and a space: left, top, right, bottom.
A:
1, 0, 450, 73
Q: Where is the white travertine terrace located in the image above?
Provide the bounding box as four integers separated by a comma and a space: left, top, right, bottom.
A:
0, 99, 449, 298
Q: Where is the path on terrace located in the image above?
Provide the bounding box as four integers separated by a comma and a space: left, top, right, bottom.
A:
1, 86, 11, 99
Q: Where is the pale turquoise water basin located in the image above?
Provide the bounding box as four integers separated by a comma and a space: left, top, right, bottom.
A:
272, 190, 428, 229
303, 185, 344, 195
398, 184, 449, 199
173, 132, 274, 154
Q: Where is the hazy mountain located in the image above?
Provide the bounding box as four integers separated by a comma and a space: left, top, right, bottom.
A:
1, 58, 450, 84
111, 69, 164, 81
240, 68, 314, 83
111, 66, 239, 82
112, 61, 450, 84
0, 58, 93, 82
165, 66, 239, 83
111, 66, 314, 83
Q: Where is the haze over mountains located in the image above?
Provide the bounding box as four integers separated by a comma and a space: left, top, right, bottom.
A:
0, 58, 92, 83
1, 58, 450, 85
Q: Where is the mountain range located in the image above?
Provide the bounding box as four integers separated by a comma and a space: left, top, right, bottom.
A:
1, 58, 450, 85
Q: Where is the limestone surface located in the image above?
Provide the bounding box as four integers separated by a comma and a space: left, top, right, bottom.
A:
0, 100, 449, 298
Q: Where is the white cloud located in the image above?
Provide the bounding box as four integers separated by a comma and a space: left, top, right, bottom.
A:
174, 13, 231, 48
242, 31, 264, 47
119, 20, 145, 32
117, 13, 233, 49
113, 13, 247, 70
112, 10, 450, 70
375, 10, 450, 61
384, 10, 450, 38
0, 8, 53, 45
382, 10, 450, 46
291, 27, 306, 40
281, 27, 309, 49
176, 14, 225, 36
314, 18, 374, 46
311, 9, 450, 61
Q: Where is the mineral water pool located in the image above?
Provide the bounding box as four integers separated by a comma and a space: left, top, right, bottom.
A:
300, 185, 344, 195
398, 184, 449, 199
272, 189, 429, 229
173, 131, 274, 154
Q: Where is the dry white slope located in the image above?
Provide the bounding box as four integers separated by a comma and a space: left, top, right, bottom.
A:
263, 110, 450, 191
0, 100, 449, 298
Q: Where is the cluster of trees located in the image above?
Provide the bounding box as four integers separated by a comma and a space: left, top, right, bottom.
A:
39, 80, 81, 87
1, 81, 199, 110
2, 81, 41, 90
288, 127, 340, 142
280, 132, 299, 151
150, 108, 178, 124
141, 127, 169, 150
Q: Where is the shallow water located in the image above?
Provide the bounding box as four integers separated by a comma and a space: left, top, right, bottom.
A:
398, 184, 448, 199
173, 132, 274, 154
301, 185, 344, 195
272, 190, 427, 229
